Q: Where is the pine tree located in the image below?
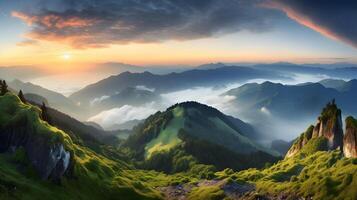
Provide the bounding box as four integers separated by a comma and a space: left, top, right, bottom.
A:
0, 80, 8, 95
41, 102, 52, 125
18, 90, 27, 103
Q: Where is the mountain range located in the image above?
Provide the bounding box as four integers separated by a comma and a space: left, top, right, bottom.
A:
0, 88, 356, 199
69, 66, 285, 107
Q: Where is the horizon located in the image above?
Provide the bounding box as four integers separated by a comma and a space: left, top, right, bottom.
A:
1, 0, 357, 70
0, 1, 357, 199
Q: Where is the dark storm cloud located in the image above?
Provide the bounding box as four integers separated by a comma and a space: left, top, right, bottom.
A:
12, 0, 278, 48
266, 0, 357, 48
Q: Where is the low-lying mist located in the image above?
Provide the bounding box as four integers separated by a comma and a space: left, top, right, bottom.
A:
87, 73, 332, 142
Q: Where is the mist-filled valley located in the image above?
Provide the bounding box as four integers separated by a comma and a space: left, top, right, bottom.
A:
1, 61, 357, 200
4, 62, 357, 144
1, 1, 357, 199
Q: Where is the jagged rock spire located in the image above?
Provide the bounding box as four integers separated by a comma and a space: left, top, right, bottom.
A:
312, 100, 343, 150
286, 100, 344, 158
344, 117, 357, 158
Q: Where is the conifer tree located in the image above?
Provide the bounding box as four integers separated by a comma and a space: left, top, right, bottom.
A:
41, 102, 52, 125
0, 80, 8, 95
18, 90, 27, 103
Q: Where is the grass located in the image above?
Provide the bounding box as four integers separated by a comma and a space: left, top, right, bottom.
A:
188, 184, 225, 200
231, 150, 357, 200
145, 107, 185, 159
0, 93, 163, 200
1, 92, 357, 200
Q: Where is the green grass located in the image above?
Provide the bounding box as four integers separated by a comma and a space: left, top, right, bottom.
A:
188, 184, 225, 200
0, 93, 163, 200
1, 92, 357, 200
231, 150, 357, 200
145, 107, 185, 159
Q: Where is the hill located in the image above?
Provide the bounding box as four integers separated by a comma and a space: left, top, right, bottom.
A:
0, 91, 167, 199
8, 79, 86, 120
253, 62, 357, 79
228, 80, 357, 118
1, 86, 357, 200
124, 102, 278, 172
88, 86, 161, 116
158, 103, 357, 200
69, 66, 284, 107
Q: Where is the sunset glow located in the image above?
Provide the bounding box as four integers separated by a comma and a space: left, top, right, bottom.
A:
0, 0, 356, 70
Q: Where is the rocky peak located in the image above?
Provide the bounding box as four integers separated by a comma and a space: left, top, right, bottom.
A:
343, 116, 357, 158
286, 100, 343, 158
312, 100, 343, 150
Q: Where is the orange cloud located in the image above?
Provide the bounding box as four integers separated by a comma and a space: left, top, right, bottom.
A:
264, 1, 356, 48
12, 11, 37, 26
16, 39, 39, 47
12, 11, 95, 29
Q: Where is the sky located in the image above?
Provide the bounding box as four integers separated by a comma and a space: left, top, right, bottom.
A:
0, 0, 357, 70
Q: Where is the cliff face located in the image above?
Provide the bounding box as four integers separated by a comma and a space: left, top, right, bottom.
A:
286, 101, 343, 158
312, 102, 343, 150
343, 117, 357, 158
0, 93, 72, 180
285, 126, 314, 158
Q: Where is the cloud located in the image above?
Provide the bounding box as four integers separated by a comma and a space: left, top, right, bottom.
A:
12, 0, 277, 48
260, 106, 271, 115
136, 85, 155, 92
265, 0, 357, 48
160, 84, 241, 116
88, 104, 157, 129
90, 95, 110, 106
16, 39, 39, 47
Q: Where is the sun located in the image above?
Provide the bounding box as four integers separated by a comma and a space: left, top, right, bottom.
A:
62, 53, 72, 60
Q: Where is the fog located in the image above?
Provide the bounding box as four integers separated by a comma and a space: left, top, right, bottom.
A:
88, 103, 157, 130
86, 72, 332, 142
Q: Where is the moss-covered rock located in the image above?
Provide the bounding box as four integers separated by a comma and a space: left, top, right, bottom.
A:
0, 93, 73, 180
286, 100, 343, 158
344, 116, 357, 158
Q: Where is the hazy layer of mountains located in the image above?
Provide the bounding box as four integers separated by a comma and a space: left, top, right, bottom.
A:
4, 62, 357, 142
227, 79, 357, 118
0, 88, 356, 199
69, 66, 284, 107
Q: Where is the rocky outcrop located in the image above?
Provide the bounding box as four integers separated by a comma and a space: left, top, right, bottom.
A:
0, 119, 71, 180
286, 100, 343, 158
343, 117, 357, 158
0, 93, 71, 180
312, 101, 343, 150
285, 126, 314, 158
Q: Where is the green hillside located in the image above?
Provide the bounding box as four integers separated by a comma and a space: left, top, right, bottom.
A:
145, 107, 185, 159
124, 102, 279, 172
229, 150, 357, 200
0, 92, 163, 200
1, 91, 356, 200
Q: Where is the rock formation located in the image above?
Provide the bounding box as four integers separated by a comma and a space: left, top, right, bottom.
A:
311, 100, 344, 150
0, 118, 71, 180
286, 100, 343, 158
0, 93, 71, 180
285, 126, 315, 158
343, 117, 357, 158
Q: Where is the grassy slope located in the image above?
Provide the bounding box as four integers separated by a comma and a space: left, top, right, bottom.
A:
145, 107, 184, 159
1, 93, 356, 200
0, 93, 163, 200
231, 150, 357, 200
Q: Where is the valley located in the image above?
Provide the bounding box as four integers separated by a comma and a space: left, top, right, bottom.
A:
0, 66, 357, 199
1, 1, 357, 198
